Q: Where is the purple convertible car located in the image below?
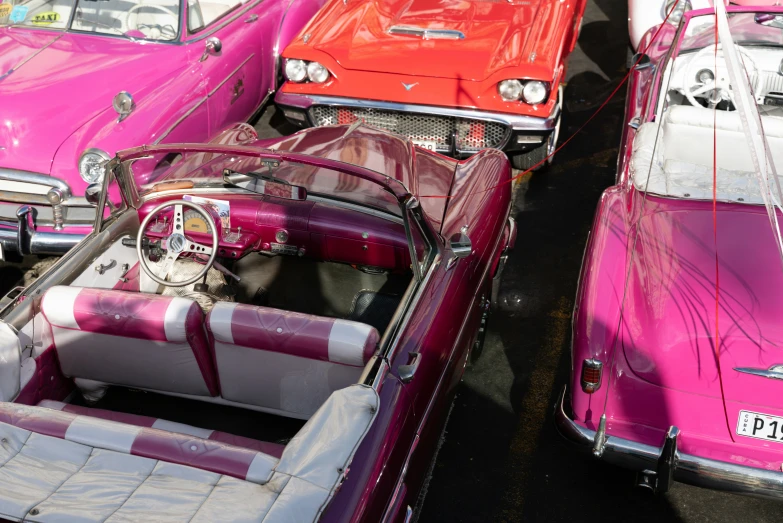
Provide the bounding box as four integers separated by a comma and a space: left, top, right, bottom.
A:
0, 123, 515, 522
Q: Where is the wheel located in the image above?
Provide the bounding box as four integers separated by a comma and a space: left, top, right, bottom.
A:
510, 109, 561, 172
511, 142, 549, 171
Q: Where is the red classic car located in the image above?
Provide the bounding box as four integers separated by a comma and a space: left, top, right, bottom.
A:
0, 124, 515, 521
274, 0, 587, 170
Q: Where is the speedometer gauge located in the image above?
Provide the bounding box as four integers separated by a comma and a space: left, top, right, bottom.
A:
183, 209, 210, 233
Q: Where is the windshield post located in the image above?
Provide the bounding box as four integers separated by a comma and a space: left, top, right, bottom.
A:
402, 196, 423, 281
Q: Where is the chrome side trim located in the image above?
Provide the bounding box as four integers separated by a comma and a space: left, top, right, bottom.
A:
735, 365, 783, 380
273, 0, 297, 88
555, 387, 783, 500
208, 54, 255, 97
275, 92, 559, 131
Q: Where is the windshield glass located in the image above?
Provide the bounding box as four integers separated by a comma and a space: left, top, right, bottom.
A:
130, 150, 403, 216
0, 0, 180, 41
681, 12, 783, 51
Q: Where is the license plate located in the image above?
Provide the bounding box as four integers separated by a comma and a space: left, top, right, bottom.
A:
737, 410, 783, 442
412, 140, 438, 152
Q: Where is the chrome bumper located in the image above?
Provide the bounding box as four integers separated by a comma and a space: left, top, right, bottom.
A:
0, 169, 92, 256
275, 92, 560, 156
0, 207, 85, 257
555, 387, 783, 500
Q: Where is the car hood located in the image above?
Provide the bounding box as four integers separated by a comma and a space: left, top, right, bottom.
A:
0, 29, 185, 176
622, 199, 783, 410
308, 0, 545, 81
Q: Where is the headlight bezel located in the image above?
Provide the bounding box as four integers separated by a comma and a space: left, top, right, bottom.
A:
78, 148, 111, 184
663, 0, 692, 25
285, 58, 331, 84
497, 79, 551, 105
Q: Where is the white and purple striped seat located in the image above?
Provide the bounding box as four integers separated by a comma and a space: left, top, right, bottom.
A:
41, 286, 219, 398
207, 303, 379, 418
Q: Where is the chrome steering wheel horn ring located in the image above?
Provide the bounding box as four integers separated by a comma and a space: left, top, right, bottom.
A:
137, 199, 219, 287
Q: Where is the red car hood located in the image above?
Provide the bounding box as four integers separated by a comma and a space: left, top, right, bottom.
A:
622, 198, 783, 411
309, 0, 545, 81
0, 29, 186, 175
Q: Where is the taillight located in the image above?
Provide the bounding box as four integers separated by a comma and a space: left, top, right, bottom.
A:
581, 359, 603, 393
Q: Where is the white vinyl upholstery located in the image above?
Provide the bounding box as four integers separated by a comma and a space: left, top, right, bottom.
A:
0, 385, 378, 522
40, 286, 219, 400
631, 105, 783, 203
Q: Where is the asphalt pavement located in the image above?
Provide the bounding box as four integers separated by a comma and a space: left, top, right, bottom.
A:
2, 0, 782, 521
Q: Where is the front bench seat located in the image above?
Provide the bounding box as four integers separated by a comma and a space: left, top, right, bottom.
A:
41, 286, 219, 399
207, 303, 379, 418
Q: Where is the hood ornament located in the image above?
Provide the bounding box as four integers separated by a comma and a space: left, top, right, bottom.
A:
388, 25, 464, 40
735, 364, 783, 380
112, 91, 135, 122
402, 82, 419, 91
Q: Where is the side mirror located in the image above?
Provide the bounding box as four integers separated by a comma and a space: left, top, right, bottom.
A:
631, 53, 653, 71
85, 183, 102, 206
450, 227, 472, 259
200, 37, 222, 61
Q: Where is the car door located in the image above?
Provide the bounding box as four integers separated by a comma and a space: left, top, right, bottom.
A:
187, 0, 268, 135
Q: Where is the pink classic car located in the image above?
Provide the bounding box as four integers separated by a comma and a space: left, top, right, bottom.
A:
0, 123, 514, 521
558, 6, 783, 497
0, 0, 326, 258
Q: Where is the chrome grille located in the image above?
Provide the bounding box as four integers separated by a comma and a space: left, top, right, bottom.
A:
309, 106, 509, 153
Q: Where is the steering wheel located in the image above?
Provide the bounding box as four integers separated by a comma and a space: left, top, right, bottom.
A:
125, 3, 178, 37
137, 200, 218, 287
684, 44, 758, 109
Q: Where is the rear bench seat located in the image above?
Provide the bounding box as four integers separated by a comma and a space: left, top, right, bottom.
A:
37, 400, 286, 458
0, 385, 379, 522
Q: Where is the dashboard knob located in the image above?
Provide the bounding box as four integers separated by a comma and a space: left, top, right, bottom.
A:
275, 229, 289, 243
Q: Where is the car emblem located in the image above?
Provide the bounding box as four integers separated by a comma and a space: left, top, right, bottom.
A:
402, 82, 418, 91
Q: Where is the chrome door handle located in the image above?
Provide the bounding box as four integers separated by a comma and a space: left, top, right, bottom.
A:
244, 14, 258, 23
398, 352, 421, 383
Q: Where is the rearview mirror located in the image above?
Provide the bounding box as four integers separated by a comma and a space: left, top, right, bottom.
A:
222, 169, 307, 201
85, 183, 102, 206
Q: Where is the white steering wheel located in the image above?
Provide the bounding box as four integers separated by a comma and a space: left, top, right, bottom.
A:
137, 200, 218, 287
684, 44, 758, 109
125, 3, 178, 36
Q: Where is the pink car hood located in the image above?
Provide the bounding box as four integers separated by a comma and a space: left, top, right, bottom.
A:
0, 29, 188, 176
623, 196, 783, 411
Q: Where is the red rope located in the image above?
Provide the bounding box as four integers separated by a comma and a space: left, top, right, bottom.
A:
420, 9, 677, 199
711, 11, 735, 443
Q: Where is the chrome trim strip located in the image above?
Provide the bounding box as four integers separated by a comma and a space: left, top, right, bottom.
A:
208, 54, 255, 97
555, 387, 783, 500
273, 0, 297, 88
154, 54, 255, 144
0, 169, 72, 196
153, 97, 209, 144
275, 92, 559, 131
388, 25, 465, 40
734, 366, 783, 380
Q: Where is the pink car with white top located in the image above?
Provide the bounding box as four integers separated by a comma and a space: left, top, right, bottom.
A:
558, 5, 783, 498
0, 0, 325, 258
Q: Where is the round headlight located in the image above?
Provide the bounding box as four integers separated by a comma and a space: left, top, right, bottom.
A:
664, 0, 691, 25
498, 79, 523, 101
284, 59, 307, 82
307, 62, 330, 83
696, 68, 714, 84
78, 149, 110, 184
522, 81, 549, 105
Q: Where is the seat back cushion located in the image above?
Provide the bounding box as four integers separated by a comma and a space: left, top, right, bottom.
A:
207, 303, 379, 418
41, 286, 218, 397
